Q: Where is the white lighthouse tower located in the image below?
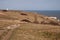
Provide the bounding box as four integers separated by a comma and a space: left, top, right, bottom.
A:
6, 8, 8, 10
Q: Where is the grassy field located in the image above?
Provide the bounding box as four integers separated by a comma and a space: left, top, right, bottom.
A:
8, 23, 60, 40
0, 10, 60, 40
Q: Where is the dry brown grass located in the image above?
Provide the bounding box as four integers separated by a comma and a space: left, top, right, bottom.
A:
0, 10, 60, 40
8, 23, 60, 40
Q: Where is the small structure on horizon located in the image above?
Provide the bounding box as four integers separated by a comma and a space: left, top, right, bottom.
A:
6, 8, 8, 10
48, 17, 57, 19
46, 16, 60, 22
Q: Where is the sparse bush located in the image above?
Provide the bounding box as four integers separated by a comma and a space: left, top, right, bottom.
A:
20, 13, 27, 16
21, 19, 31, 22
2, 10, 7, 12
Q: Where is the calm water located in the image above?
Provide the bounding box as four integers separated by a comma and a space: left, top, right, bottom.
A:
25, 10, 60, 19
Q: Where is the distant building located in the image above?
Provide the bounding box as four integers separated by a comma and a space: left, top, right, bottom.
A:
48, 17, 57, 19
46, 16, 60, 22
6, 8, 8, 10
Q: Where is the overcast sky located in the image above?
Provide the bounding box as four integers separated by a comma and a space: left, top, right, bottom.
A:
0, 0, 60, 10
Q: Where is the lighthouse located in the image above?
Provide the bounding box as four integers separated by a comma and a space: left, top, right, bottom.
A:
6, 8, 8, 10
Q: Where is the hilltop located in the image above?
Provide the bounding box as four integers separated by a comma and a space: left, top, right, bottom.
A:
0, 10, 60, 40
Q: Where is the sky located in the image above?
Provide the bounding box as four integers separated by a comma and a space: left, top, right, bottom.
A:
0, 0, 60, 10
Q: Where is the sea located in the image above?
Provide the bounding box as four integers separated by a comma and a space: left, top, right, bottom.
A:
24, 10, 60, 19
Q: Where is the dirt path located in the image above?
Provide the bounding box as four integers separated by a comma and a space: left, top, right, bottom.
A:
0, 24, 20, 40
0, 30, 7, 37
1, 30, 13, 40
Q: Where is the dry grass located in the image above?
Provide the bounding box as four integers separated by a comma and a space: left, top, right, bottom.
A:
0, 10, 60, 40
8, 23, 60, 40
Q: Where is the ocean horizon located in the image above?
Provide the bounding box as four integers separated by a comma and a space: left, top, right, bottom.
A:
24, 10, 60, 19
